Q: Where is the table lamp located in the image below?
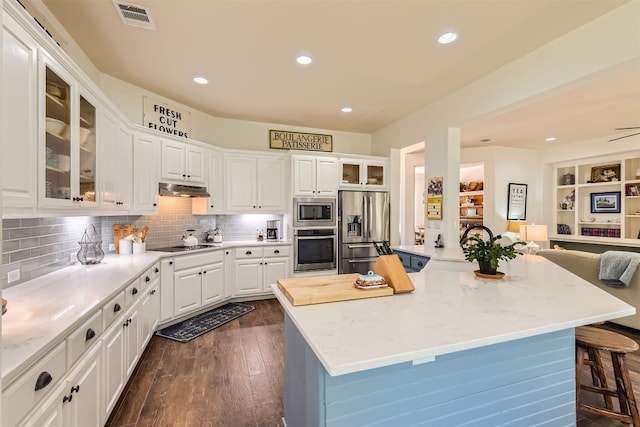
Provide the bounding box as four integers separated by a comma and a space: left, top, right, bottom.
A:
519, 224, 548, 254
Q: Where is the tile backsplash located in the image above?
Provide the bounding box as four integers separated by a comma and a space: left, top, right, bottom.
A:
2, 197, 283, 288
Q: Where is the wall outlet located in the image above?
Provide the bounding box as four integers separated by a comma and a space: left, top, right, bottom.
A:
109, 243, 116, 251
7, 269, 20, 283
70, 253, 78, 263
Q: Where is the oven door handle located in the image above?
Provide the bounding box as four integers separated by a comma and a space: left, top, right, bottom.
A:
346, 244, 372, 249
348, 258, 379, 263
296, 235, 335, 240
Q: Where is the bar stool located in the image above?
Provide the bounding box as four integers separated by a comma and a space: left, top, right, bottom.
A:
576, 326, 640, 426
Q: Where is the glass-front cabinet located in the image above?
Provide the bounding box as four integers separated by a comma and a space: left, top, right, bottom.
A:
339, 157, 387, 190
41, 56, 98, 208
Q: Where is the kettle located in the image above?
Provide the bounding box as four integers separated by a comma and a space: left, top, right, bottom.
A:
182, 229, 199, 247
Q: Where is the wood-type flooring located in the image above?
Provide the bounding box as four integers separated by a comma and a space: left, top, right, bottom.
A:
107, 298, 640, 427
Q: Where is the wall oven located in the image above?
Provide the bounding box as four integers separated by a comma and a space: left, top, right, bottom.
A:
293, 197, 336, 228
294, 228, 337, 272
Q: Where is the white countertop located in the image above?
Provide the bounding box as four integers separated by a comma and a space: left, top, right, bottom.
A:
2, 239, 292, 385
272, 254, 635, 376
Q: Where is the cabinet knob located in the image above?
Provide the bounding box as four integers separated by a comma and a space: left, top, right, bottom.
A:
85, 328, 96, 341
203, 270, 207, 274
210, 205, 214, 208
199, 271, 202, 275
153, 203, 157, 207
246, 251, 252, 255
187, 175, 191, 178
80, 197, 84, 201
132, 287, 138, 295
169, 261, 173, 265
150, 289, 156, 295
70, 385, 80, 394
113, 303, 121, 313
274, 249, 280, 254
155, 267, 159, 273
226, 251, 230, 255
63, 394, 73, 403
258, 206, 262, 208
182, 174, 187, 178
35, 371, 53, 391
253, 205, 256, 208
145, 276, 150, 282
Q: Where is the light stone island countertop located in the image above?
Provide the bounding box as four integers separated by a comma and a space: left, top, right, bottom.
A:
2, 239, 292, 385
272, 254, 635, 376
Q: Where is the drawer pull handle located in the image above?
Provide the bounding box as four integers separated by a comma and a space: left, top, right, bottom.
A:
155, 267, 159, 273
145, 276, 150, 282
70, 385, 80, 393
132, 287, 138, 295
150, 289, 156, 295
113, 303, 121, 313
246, 251, 252, 255
35, 371, 53, 391
63, 394, 73, 403
85, 328, 96, 341
274, 249, 280, 254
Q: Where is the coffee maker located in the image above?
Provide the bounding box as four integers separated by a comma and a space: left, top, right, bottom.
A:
266, 220, 280, 240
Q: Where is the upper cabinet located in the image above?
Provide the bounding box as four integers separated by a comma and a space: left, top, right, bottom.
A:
2, 12, 38, 210
132, 132, 160, 214
225, 153, 287, 212
339, 157, 388, 190
160, 139, 207, 185
192, 148, 224, 215
292, 155, 338, 197
100, 110, 132, 210
552, 153, 640, 245
39, 54, 98, 209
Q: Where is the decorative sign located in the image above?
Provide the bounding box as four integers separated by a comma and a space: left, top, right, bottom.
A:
426, 177, 443, 220
269, 130, 333, 152
143, 97, 191, 138
507, 183, 527, 220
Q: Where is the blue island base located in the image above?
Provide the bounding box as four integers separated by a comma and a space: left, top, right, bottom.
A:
284, 314, 576, 426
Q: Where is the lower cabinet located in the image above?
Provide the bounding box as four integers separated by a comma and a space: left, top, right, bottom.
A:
102, 319, 125, 420
233, 246, 291, 296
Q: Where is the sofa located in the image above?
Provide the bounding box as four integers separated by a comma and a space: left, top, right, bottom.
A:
537, 249, 640, 330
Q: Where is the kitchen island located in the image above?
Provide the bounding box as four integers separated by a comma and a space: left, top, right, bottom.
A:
272, 254, 635, 426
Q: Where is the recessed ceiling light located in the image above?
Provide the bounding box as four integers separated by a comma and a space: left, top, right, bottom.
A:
438, 32, 457, 44
296, 55, 312, 65
193, 76, 208, 85
545, 137, 557, 142
341, 107, 352, 113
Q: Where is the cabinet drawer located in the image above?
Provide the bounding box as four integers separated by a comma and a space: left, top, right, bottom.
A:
103, 291, 125, 329
67, 310, 103, 367
264, 246, 290, 257
235, 247, 264, 259
2, 341, 66, 427
140, 261, 161, 289
125, 278, 143, 308
174, 251, 223, 270
410, 255, 429, 271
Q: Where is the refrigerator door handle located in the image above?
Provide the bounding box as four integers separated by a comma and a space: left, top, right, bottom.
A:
348, 258, 379, 264
367, 195, 373, 240
362, 195, 368, 241
347, 244, 373, 249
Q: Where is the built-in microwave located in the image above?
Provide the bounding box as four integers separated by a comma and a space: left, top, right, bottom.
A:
293, 197, 336, 228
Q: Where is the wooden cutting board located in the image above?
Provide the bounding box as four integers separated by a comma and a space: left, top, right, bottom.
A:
277, 273, 394, 306
112, 224, 135, 253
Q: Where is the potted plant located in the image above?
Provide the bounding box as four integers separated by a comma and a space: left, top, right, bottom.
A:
460, 226, 524, 276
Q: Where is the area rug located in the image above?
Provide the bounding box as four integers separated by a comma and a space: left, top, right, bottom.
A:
155, 302, 255, 343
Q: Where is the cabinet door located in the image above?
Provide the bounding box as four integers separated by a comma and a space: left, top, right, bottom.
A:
114, 124, 132, 209
140, 280, 160, 347
185, 143, 207, 183
233, 258, 263, 295
161, 139, 185, 181
132, 133, 160, 214
160, 258, 175, 322
224, 249, 235, 298
63, 343, 102, 427
76, 90, 98, 207
2, 15, 38, 208
340, 159, 364, 188
257, 156, 286, 211
202, 262, 224, 305
263, 257, 290, 293
225, 156, 257, 211
174, 266, 202, 316
102, 322, 124, 419
363, 160, 387, 189
99, 110, 118, 207
124, 307, 140, 379
22, 382, 66, 427
208, 151, 224, 212
316, 157, 339, 196
293, 155, 316, 197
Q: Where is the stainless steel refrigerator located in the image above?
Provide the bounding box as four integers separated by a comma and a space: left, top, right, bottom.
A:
338, 190, 390, 274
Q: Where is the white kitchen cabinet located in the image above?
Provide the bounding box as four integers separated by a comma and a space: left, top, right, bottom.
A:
123, 304, 141, 379
61, 343, 102, 427
161, 139, 207, 184
160, 258, 176, 322
102, 319, 125, 420
233, 246, 291, 296
225, 153, 287, 212
174, 266, 203, 316
339, 157, 388, 190
140, 273, 161, 348
132, 132, 160, 214
23, 381, 66, 427
39, 54, 100, 209
100, 110, 132, 210
202, 261, 225, 306
292, 155, 339, 197
2, 12, 38, 210
192, 148, 224, 214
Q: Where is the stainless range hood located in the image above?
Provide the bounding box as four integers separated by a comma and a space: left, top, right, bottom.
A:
158, 183, 210, 198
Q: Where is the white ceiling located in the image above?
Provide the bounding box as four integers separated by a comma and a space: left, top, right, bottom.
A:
41, 0, 639, 149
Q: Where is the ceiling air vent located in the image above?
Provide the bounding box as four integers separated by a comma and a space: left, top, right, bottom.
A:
112, 1, 155, 30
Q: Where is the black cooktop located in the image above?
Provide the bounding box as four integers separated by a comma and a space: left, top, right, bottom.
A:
154, 245, 216, 252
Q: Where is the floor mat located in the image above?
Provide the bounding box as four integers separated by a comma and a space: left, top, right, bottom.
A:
155, 302, 255, 343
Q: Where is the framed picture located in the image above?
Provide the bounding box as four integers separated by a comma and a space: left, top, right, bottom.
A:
590, 164, 620, 183
590, 191, 621, 213
507, 183, 527, 220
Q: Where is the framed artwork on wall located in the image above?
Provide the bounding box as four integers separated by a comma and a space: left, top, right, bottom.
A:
590, 191, 621, 213
507, 183, 527, 220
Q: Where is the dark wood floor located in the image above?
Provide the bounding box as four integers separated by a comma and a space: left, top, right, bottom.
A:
107, 299, 640, 426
